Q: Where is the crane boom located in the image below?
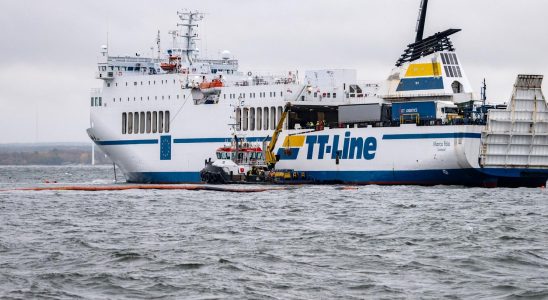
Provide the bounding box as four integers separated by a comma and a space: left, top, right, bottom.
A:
265, 102, 291, 169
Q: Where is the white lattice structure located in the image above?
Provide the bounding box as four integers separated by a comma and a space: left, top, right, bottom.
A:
481, 75, 548, 168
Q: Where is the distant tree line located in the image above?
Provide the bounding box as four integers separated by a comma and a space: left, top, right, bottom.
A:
0, 146, 112, 165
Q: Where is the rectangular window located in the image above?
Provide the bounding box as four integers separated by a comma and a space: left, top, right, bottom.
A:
236, 108, 241, 131
146, 112, 151, 133
152, 112, 158, 133
277, 106, 283, 128
134, 112, 139, 134
449, 53, 456, 65
91, 97, 94, 106
444, 66, 451, 77
456, 66, 462, 77
441, 53, 447, 64
122, 113, 127, 134
332, 93, 336, 98
250, 108, 255, 131
159, 111, 164, 133
128, 112, 133, 134
257, 108, 262, 130
98, 97, 102, 106
452, 53, 459, 65
448, 66, 455, 77
140, 112, 145, 133
270, 107, 276, 129
264, 107, 269, 130
243, 108, 249, 131
164, 111, 170, 133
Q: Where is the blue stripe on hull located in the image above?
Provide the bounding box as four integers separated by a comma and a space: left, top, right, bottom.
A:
382, 133, 481, 140
96, 139, 158, 145
124, 169, 547, 187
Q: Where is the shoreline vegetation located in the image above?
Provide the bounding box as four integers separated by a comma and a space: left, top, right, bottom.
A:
0, 143, 111, 165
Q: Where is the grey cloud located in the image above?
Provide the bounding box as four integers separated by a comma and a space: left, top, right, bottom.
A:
0, 0, 546, 143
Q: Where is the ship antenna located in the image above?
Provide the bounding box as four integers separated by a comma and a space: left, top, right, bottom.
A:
415, 0, 428, 42
156, 30, 161, 59
177, 10, 204, 66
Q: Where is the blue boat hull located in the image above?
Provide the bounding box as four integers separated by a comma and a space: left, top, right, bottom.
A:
126, 168, 548, 188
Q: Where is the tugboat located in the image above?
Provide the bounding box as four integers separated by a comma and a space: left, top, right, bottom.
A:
200, 135, 269, 183
201, 103, 314, 184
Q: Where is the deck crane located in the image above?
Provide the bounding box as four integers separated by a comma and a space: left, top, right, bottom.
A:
265, 102, 292, 169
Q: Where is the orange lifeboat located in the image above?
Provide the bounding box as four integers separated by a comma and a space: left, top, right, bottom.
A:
160, 63, 176, 71
199, 79, 224, 89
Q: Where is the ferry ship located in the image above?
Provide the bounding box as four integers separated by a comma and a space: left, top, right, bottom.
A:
88, 0, 548, 187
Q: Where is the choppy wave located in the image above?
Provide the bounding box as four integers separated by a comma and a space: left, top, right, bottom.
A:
0, 166, 547, 299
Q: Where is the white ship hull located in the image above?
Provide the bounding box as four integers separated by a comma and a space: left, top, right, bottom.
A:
88, 7, 548, 187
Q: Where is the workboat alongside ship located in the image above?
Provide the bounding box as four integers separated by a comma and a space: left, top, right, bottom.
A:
88, 0, 548, 187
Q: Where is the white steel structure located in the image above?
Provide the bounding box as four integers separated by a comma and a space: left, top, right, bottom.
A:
88, 7, 548, 187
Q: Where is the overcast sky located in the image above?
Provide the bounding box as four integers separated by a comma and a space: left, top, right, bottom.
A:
0, 0, 547, 143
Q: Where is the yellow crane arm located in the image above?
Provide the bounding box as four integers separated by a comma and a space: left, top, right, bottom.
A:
265, 102, 291, 168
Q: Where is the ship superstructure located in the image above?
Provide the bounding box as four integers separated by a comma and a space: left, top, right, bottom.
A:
88, 3, 548, 187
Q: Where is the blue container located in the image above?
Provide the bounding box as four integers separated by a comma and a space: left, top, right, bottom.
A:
392, 101, 437, 122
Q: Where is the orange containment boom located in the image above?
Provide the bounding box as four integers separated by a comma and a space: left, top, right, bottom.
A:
0, 184, 284, 193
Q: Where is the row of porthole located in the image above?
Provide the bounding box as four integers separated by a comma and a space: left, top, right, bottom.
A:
122, 111, 170, 135
107, 79, 178, 88
225, 91, 283, 100
112, 94, 186, 102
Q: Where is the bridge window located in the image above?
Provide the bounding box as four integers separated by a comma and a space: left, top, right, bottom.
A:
90, 97, 93, 106
277, 106, 283, 127
122, 113, 127, 134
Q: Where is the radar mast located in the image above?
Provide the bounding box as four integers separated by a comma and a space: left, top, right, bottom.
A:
176, 10, 204, 65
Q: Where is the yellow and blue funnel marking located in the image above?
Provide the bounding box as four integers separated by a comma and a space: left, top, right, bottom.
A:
405, 63, 442, 77
397, 62, 444, 92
